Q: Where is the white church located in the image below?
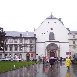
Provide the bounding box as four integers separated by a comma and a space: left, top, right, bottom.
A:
34, 14, 69, 59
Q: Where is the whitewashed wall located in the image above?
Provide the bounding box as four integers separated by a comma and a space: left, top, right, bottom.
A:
35, 19, 69, 42
34, 18, 69, 58
36, 43, 45, 56
60, 43, 69, 58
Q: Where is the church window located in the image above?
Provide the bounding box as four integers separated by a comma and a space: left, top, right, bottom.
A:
50, 28, 53, 30
48, 22, 49, 23
54, 22, 56, 23
49, 32, 55, 40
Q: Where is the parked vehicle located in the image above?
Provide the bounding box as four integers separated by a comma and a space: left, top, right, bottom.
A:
0, 57, 12, 61
0, 56, 22, 61
13, 58, 22, 61
72, 53, 77, 64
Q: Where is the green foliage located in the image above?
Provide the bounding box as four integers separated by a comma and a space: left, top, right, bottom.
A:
0, 27, 6, 51
0, 61, 35, 73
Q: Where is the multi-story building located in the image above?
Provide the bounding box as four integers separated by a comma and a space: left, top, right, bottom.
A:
68, 31, 77, 59
1, 31, 36, 60
0, 14, 77, 60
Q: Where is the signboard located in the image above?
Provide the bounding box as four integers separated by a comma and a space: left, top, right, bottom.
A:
66, 52, 71, 55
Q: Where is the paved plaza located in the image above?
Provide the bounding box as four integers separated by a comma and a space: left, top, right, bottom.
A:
0, 62, 77, 77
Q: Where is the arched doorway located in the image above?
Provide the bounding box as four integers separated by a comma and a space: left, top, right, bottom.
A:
46, 43, 58, 57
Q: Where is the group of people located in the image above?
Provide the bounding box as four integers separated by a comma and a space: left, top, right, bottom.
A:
43, 56, 71, 70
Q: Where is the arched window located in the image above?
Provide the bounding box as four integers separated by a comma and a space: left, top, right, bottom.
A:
9, 45, 13, 51
5, 45, 8, 51
49, 32, 55, 40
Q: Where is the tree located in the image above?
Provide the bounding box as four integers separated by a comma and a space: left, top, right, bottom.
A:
0, 27, 6, 51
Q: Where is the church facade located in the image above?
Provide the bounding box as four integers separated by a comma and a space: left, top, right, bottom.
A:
34, 15, 69, 59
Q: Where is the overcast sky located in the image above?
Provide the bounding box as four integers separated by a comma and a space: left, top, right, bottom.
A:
0, 0, 77, 32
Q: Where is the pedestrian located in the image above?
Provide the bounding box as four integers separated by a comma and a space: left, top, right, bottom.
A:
49, 57, 55, 69
65, 57, 71, 70
56, 57, 59, 63
60, 57, 62, 63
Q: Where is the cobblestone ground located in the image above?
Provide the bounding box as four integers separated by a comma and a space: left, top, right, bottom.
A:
0, 62, 77, 77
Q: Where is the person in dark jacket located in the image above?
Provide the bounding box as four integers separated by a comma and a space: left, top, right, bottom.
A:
49, 57, 55, 68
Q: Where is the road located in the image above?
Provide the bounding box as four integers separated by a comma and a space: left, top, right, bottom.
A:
0, 61, 77, 77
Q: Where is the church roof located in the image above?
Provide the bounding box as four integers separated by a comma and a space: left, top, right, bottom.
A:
5, 31, 35, 37
46, 14, 57, 19
69, 31, 77, 34
46, 14, 64, 25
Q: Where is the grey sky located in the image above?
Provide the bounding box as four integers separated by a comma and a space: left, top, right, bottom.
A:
0, 0, 77, 32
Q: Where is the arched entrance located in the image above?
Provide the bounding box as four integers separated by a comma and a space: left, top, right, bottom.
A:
46, 43, 58, 57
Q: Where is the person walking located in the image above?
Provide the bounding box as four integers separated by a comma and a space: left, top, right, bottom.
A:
60, 57, 62, 63
49, 57, 55, 70
65, 57, 71, 70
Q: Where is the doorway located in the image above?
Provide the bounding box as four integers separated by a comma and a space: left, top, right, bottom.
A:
26, 53, 30, 61
50, 51, 55, 57
46, 43, 58, 58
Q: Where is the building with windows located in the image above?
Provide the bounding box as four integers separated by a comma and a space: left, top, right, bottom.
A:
68, 31, 77, 59
34, 15, 69, 59
0, 31, 36, 60
0, 14, 77, 60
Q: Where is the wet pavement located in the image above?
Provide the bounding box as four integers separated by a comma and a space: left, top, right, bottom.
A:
0, 62, 77, 77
